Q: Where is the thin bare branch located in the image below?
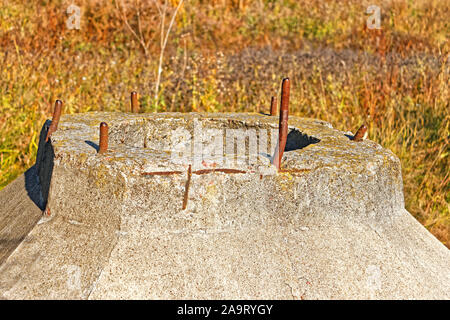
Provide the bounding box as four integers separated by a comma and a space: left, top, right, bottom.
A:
160, 0, 167, 51
154, 0, 184, 101
115, 0, 149, 56
136, 0, 147, 50
151, 0, 162, 16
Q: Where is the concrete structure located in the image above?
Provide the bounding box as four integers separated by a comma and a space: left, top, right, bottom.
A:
0, 112, 449, 299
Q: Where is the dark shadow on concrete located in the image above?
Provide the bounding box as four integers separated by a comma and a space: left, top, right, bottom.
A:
25, 120, 54, 211
85, 140, 99, 152
285, 129, 320, 151
0, 238, 24, 247
0, 121, 53, 267
24, 165, 44, 210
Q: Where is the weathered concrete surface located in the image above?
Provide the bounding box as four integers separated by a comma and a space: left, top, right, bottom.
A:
0, 168, 43, 266
0, 112, 448, 299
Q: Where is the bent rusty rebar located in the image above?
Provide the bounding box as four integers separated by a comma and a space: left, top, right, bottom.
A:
99, 122, 109, 153
270, 96, 277, 116
353, 124, 368, 142
45, 100, 63, 142
273, 78, 290, 170
131, 91, 139, 113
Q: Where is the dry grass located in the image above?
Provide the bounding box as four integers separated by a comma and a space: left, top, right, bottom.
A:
0, 0, 449, 246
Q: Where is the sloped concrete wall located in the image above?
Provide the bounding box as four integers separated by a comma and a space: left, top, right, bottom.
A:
0, 112, 448, 299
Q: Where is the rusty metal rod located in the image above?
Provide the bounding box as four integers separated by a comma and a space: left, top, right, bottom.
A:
273, 78, 290, 170
182, 164, 192, 210
45, 100, 63, 142
131, 91, 139, 113
99, 122, 109, 153
270, 96, 277, 116
353, 124, 367, 142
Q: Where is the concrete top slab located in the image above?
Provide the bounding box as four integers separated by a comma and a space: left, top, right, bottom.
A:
50, 112, 400, 177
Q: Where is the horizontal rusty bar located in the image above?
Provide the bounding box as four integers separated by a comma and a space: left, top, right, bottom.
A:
141, 168, 247, 176
193, 168, 247, 175
141, 171, 183, 176
141, 168, 311, 177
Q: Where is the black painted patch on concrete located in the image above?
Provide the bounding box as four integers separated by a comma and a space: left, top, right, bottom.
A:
285, 129, 320, 151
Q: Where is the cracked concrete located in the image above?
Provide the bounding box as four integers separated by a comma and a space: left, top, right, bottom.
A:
0, 112, 449, 299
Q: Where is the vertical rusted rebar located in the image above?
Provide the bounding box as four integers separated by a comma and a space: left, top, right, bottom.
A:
182, 164, 192, 210
99, 122, 109, 153
45, 100, 63, 142
353, 124, 368, 142
273, 78, 290, 170
131, 91, 139, 113
270, 96, 277, 116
